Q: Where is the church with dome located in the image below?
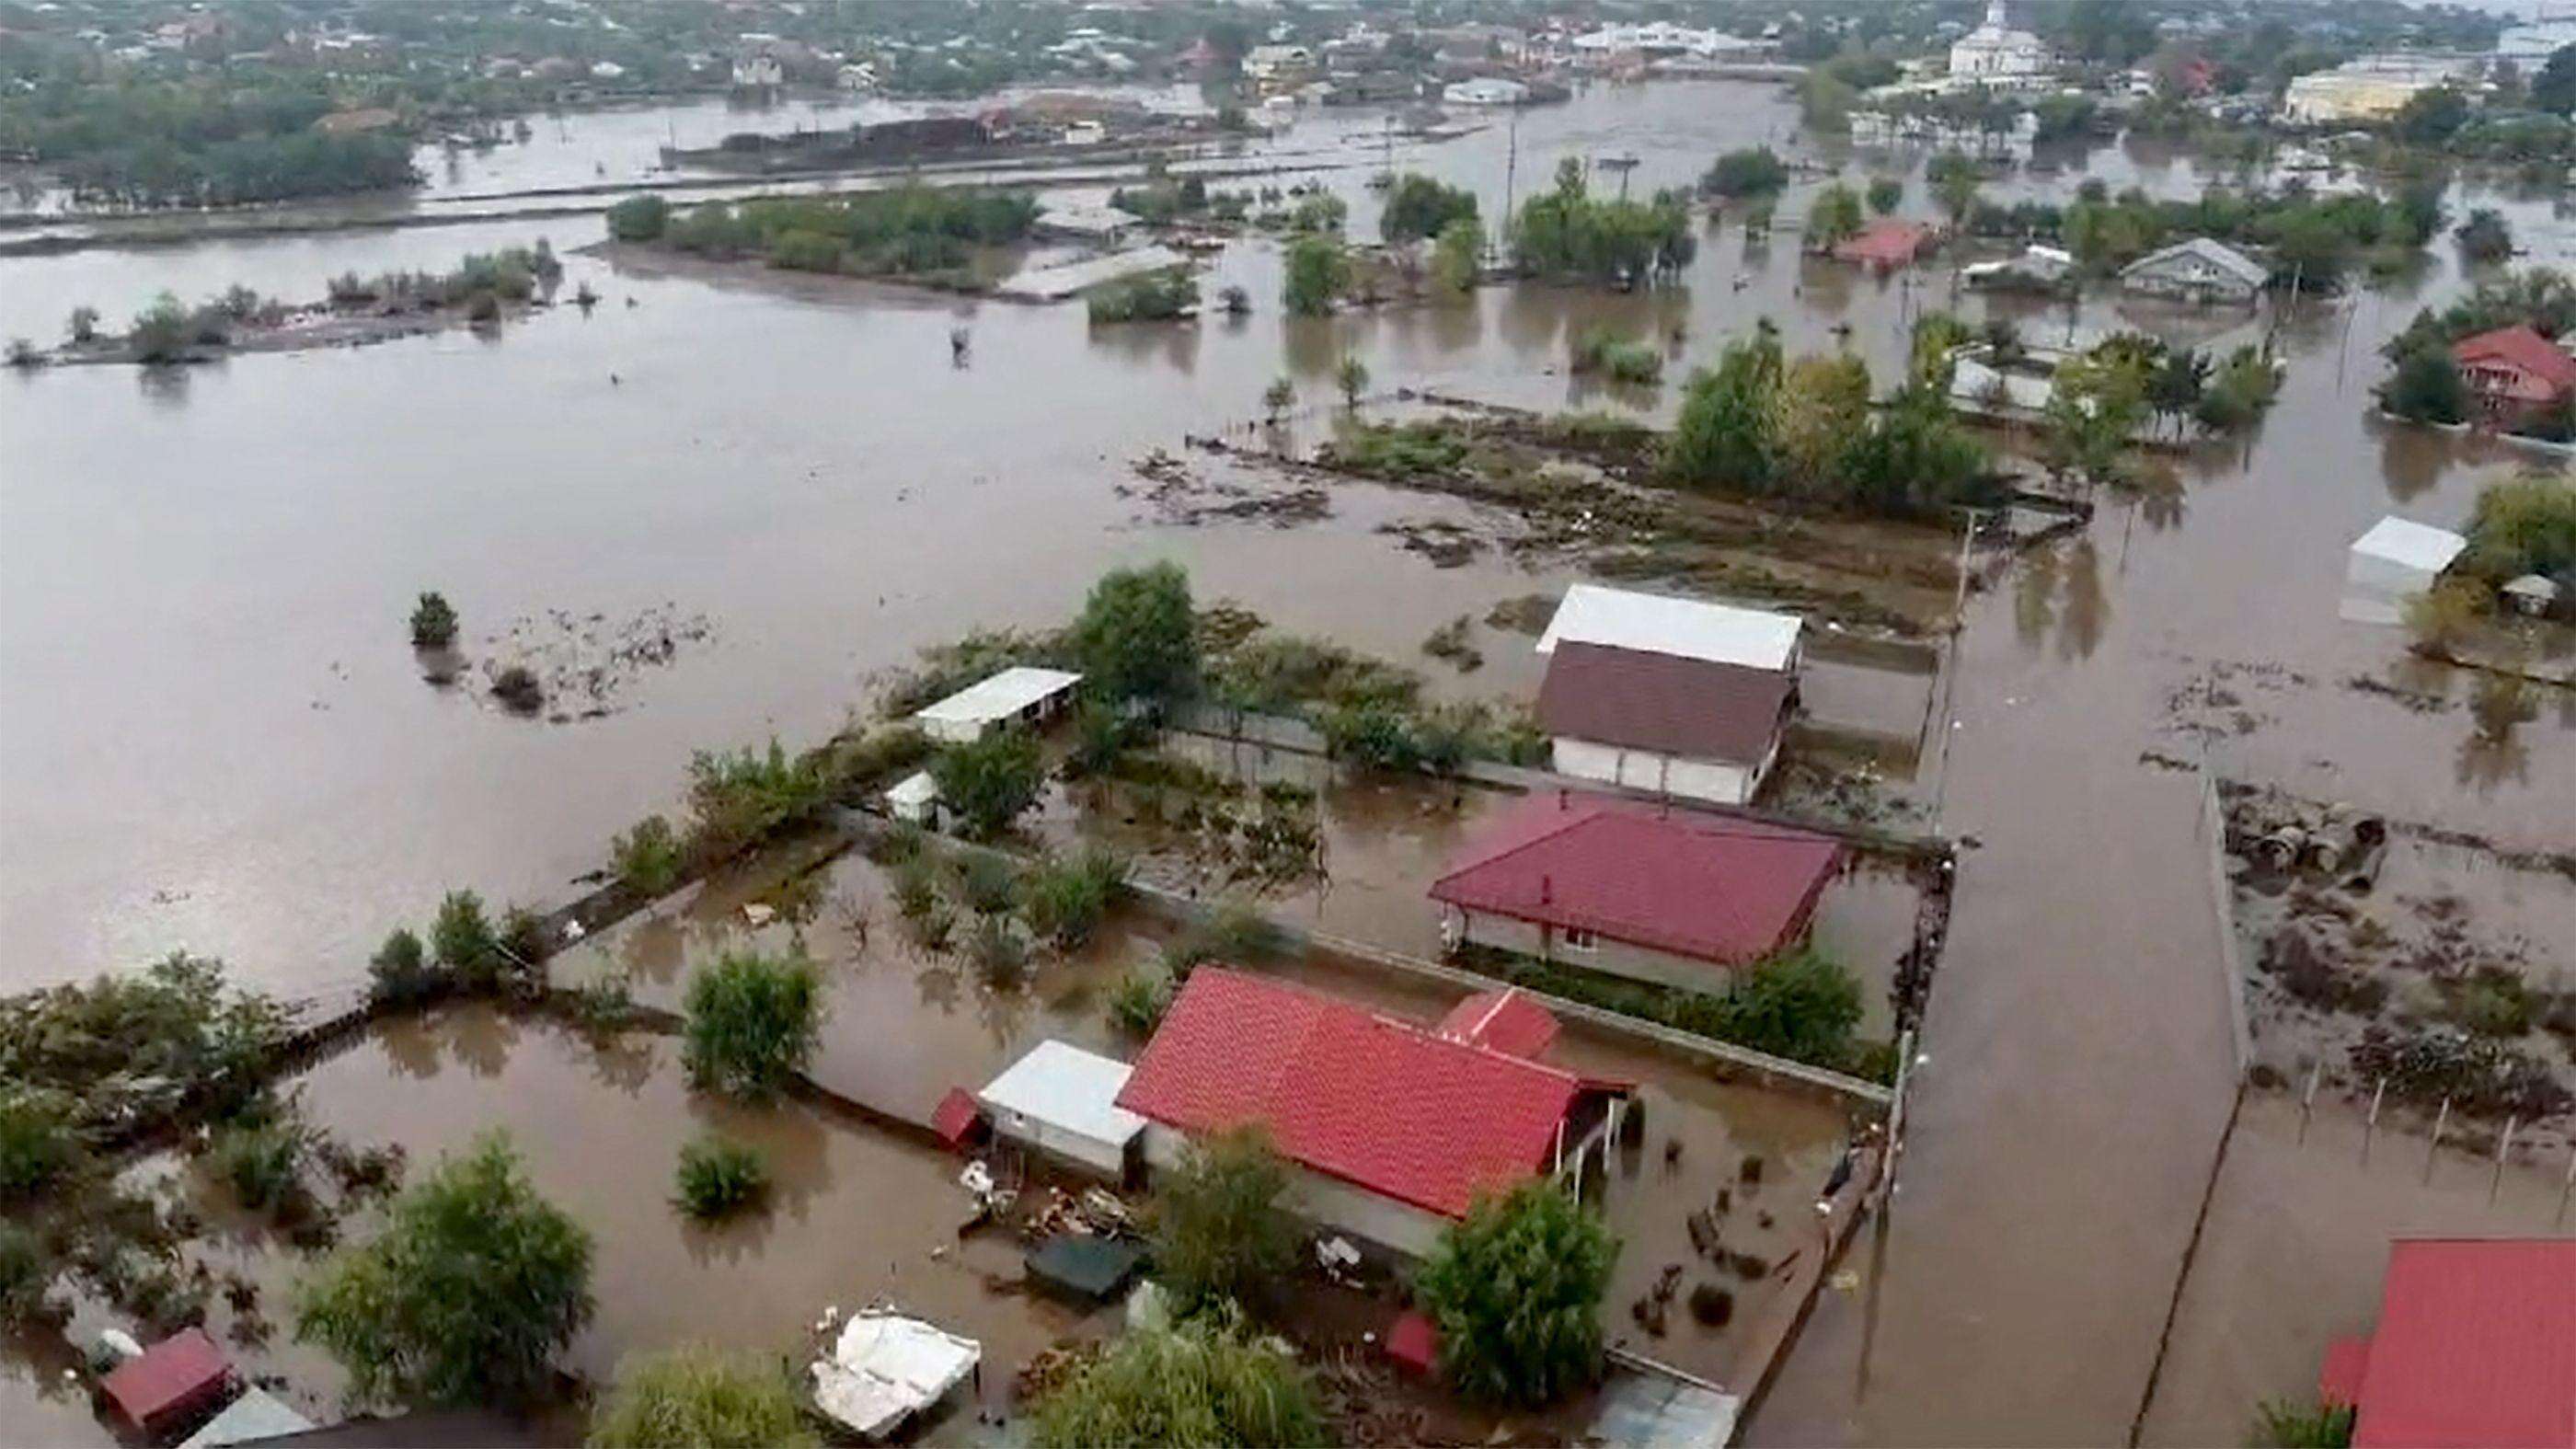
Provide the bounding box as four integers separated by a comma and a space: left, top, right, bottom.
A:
1947, 0, 2052, 80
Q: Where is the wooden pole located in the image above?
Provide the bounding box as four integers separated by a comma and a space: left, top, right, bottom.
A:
2423, 1098, 2450, 1185
2361, 1078, 2386, 1166
2491, 1117, 2517, 1204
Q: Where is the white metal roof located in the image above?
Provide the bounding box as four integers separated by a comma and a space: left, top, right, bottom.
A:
913, 667, 1083, 729
179, 1389, 314, 1449
978, 1040, 1145, 1147
2350, 516, 2467, 573
1537, 584, 1802, 673
811, 1312, 981, 1440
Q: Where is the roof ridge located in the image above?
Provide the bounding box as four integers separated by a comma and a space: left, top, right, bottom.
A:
1428, 804, 1604, 887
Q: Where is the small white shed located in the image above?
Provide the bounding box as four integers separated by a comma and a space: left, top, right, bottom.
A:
2342, 516, 2467, 626
976, 1040, 1146, 1179
886, 771, 939, 825
912, 667, 1083, 744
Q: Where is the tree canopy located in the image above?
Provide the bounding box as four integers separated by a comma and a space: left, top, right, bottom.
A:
1414, 1181, 1618, 1407
588, 1344, 816, 1449
1074, 561, 1199, 705
1282, 236, 1350, 316
681, 950, 822, 1100
1030, 1316, 1326, 1448
929, 728, 1047, 838
1379, 174, 1478, 246
1148, 1127, 1294, 1314
296, 1133, 594, 1409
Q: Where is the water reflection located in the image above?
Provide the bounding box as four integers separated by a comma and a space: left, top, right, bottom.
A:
135, 364, 193, 409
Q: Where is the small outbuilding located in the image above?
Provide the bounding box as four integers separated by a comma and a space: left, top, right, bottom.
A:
912, 666, 1082, 744
2502, 572, 2563, 617
1535, 584, 1803, 806
886, 770, 940, 825
2119, 236, 2269, 305
2342, 515, 2467, 626
100, 1328, 235, 1440
1832, 218, 1936, 271
975, 1040, 1147, 1179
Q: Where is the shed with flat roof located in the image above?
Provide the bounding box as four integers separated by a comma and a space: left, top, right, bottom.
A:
912, 667, 1082, 743
976, 1039, 1147, 1179
2342, 516, 2467, 626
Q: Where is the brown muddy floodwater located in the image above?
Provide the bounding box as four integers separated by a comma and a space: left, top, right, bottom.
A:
8, 76, 2576, 1446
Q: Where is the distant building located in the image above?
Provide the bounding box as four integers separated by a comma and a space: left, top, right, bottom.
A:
2283, 56, 2469, 125
1116, 968, 1627, 1257
1242, 43, 1313, 84
1948, 0, 2051, 80
2450, 324, 2576, 423
2119, 237, 2269, 305
1534, 584, 1803, 806
1442, 76, 1529, 107
1432, 793, 1844, 993
313, 107, 400, 136
1963, 243, 2075, 291
2318, 1238, 2576, 1447
2342, 516, 2467, 627
1833, 217, 1938, 271
588, 60, 626, 80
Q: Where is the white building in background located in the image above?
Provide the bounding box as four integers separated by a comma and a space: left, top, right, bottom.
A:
1443, 76, 1529, 107
1948, 0, 2051, 80
2282, 55, 2471, 125
2343, 517, 2467, 627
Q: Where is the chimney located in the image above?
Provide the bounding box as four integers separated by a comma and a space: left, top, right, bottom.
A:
1557, 788, 1568, 811
1541, 873, 1553, 905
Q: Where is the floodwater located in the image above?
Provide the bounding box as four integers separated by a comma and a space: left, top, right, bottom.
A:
7, 75, 2576, 1445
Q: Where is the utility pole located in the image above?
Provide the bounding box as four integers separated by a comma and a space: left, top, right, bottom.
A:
1497, 104, 1520, 264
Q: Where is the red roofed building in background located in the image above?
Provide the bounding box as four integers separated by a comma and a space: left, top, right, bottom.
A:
1431, 792, 1843, 991
1115, 968, 1627, 1256
2450, 324, 2576, 425
2319, 1237, 2576, 1447
1833, 218, 1937, 271
99, 1328, 234, 1438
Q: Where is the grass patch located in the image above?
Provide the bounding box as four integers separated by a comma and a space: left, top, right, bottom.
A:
673, 1135, 769, 1221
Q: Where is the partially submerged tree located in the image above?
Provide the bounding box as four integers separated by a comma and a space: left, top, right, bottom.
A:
1431, 216, 1484, 296
1414, 1180, 1618, 1407
1334, 355, 1370, 408
1378, 174, 1478, 247
1262, 375, 1295, 421
589, 1344, 816, 1448
929, 729, 1046, 837
408, 592, 459, 649
1149, 1127, 1294, 1314
2382, 344, 2470, 426
296, 1133, 594, 1409
1866, 176, 1903, 215
1073, 561, 1199, 706
1029, 1315, 1327, 1449
1804, 181, 1865, 250
1282, 235, 1350, 316
681, 950, 822, 1100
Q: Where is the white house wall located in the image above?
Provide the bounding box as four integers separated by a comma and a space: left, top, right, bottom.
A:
1457, 910, 1740, 995
993, 1113, 1131, 1179
1551, 737, 1760, 806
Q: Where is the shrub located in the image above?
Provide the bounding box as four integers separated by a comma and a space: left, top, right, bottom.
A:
1569, 327, 1663, 384
2252, 1398, 2355, 1448
1087, 269, 1199, 323
0, 1089, 80, 1203
685, 740, 828, 860
466, 291, 502, 324
588, 1344, 815, 1448
491, 664, 544, 713
681, 951, 822, 1100
1022, 848, 1128, 949
2382, 343, 2469, 425
1109, 964, 1174, 1035
206, 1119, 305, 1212
0, 1222, 52, 1326
296, 1133, 593, 1408
1415, 1182, 1617, 1406
431, 891, 500, 987
5, 338, 37, 368
1158, 901, 1283, 981
672, 1136, 769, 1221
955, 851, 1019, 917
130, 292, 190, 363
966, 916, 1028, 986
1029, 1316, 1326, 1448
612, 815, 685, 895
498, 906, 549, 968
604, 194, 672, 244
1701, 146, 1788, 199
408, 592, 459, 649
367, 927, 444, 1008
1707, 947, 1864, 1068
1149, 1128, 1293, 1313
929, 730, 1045, 839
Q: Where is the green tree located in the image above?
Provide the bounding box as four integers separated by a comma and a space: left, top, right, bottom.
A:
1767, 352, 1873, 494
611, 815, 684, 895
1432, 216, 1484, 297
367, 928, 443, 1008
2394, 86, 2470, 145
2041, 351, 2148, 487
1700, 146, 1788, 199
604, 194, 671, 243
1929, 153, 1981, 229
928, 729, 1046, 837
681, 950, 822, 1100
1282, 236, 1350, 316
2382, 344, 2470, 425
1334, 355, 1370, 408
1663, 328, 1782, 490
431, 890, 504, 988
1379, 174, 1477, 246
66, 305, 98, 344
2266, 211, 2352, 293
590, 1345, 816, 1449
1074, 561, 1199, 706
671, 1136, 768, 1221
2536, 43, 2576, 116
1806, 182, 1865, 249
1030, 1317, 1326, 1449
2456, 209, 2513, 265
296, 1133, 593, 1409
129, 292, 190, 364
408, 592, 458, 649
1262, 375, 1295, 421
1149, 1128, 1294, 1314
1415, 1182, 1617, 1407
1866, 176, 1903, 215
1712, 947, 1865, 1065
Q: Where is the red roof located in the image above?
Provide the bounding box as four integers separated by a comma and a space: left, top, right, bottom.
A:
2452, 325, 2576, 401
931, 1087, 986, 1149
1431, 793, 1843, 966
2328, 1238, 2576, 1448
101, 1328, 233, 1433
1536, 640, 1793, 765
1436, 987, 1560, 1058
1114, 969, 1586, 1220
1833, 218, 1934, 268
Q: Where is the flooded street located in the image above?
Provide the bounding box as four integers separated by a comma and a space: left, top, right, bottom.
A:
6, 75, 2575, 1444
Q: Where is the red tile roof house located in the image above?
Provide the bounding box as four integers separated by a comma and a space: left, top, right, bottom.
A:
2450, 324, 2576, 426
1115, 969, 1630, 1257
2317, 1237, 2576, 1448
1535, 584, 1805, 807
1831, 218, 1937, 271
1430, 791, 1844, 993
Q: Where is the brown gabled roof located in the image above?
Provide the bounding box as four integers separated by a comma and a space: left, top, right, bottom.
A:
1535, 640, 1792, 765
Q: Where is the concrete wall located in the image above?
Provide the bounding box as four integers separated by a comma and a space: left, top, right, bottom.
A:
1551, 737, 1763, 807
1141, 1125, 1450, 1258
1453, 908, 1738, 995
